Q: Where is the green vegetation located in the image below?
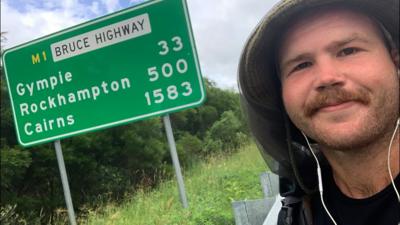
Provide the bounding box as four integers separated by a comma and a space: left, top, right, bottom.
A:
83, 144, 268, 225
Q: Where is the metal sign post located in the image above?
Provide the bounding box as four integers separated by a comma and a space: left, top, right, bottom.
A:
54, 140, 77, 225
163, 114, 188, 208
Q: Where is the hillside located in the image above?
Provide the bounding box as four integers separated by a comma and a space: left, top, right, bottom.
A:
82, 143, 268, 225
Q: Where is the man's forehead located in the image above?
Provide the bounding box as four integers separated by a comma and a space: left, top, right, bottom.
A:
277, 6, 384, 64
281, 7, 378, 48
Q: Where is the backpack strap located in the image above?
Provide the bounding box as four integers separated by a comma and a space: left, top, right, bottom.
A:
302, 196, 314, 225
277, 195, 313, 225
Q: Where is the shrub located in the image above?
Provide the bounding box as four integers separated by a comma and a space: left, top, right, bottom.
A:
0, 205, 27, 225
203, 111, 249, 154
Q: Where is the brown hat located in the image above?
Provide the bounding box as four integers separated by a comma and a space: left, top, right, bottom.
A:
238, 0, 399, 194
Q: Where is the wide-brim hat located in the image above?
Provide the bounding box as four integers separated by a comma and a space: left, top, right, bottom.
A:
238, 0, 399, 194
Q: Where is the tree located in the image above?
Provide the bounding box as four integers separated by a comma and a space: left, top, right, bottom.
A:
204, 110, 248, 154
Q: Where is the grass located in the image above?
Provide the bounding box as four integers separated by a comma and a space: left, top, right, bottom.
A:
81, 143, 268, 225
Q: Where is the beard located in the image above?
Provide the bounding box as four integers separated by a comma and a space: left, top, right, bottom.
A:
289, 84, 399, 151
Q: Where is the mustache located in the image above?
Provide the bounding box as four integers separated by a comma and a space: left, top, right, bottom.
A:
304, 87, 370, 117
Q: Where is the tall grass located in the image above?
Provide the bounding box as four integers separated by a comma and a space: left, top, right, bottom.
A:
82, 144, 268, 225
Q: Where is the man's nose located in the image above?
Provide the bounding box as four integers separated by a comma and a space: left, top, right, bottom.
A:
314, 60, 345, 91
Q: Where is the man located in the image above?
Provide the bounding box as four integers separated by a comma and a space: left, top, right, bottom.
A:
238, 0, 399, 224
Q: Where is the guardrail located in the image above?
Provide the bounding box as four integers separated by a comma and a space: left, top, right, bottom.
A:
232, 172, 280, 225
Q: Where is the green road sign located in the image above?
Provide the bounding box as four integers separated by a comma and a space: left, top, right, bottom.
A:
2, 0, 205, 147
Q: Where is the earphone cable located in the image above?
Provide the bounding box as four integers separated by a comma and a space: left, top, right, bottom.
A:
387, 118, 400, 202
302, 131, 339, 225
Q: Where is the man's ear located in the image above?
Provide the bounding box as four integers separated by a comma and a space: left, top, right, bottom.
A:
391, 48, 400, 69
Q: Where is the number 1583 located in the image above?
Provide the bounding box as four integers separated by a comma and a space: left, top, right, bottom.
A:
144, 82, 193, 106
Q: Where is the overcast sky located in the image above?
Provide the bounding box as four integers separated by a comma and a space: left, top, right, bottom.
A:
1, 0, 280, 90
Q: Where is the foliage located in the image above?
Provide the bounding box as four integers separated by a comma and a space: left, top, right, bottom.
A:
176, 132, 202, 167
204, 111, 248, 154
0, 205, 27, 225
0, 144, 31, 191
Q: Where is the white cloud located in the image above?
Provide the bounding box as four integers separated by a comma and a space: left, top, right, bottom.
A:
187, 0, 280, 89
129, 0, 146, 5
89, 2, 101, 15
61, 0, 79, 10
101, 0, 122, 13
1, 1, 89, 48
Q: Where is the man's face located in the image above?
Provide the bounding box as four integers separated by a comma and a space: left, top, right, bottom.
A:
279, 8, 399, 150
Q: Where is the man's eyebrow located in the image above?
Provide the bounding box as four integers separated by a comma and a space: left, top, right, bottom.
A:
325, 34, 371, 52
281, 53, 313, 72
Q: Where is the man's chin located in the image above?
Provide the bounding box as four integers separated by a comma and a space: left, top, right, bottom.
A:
306, 120, 378, 151
310, 123, 383, 151
316, 135, 375, 151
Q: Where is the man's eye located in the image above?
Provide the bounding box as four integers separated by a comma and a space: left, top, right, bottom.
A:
338, 47, 359, 56
293, 62, 312, 72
